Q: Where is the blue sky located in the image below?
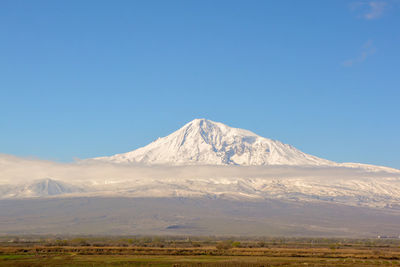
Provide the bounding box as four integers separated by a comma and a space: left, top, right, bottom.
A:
1, 0, 399, 168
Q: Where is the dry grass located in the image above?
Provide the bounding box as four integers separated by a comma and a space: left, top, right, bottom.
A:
1, 244, 400, 266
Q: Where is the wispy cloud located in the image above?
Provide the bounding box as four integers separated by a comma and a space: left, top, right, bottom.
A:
365, 1, 387, 19
0, 153, 397, 186
350, 1, 388, 20
342, 40, 376, 67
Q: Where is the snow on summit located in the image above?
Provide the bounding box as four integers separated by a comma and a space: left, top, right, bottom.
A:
94, 118, 335, 166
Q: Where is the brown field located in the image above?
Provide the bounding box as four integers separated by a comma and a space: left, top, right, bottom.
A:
1, 237, 400, 266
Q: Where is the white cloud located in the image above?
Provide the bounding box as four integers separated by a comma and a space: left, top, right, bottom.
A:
342, 40, 376, 67
365, 1, 387, 19
0, 153, 397, 186
350, 1, 388, 20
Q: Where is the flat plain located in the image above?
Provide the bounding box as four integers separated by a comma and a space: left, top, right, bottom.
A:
1, 237, 400, 266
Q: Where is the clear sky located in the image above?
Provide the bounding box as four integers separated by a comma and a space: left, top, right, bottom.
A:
1, 0, 399, 168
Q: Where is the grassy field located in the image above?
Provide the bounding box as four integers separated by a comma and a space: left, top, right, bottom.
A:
1, 237, 400, 266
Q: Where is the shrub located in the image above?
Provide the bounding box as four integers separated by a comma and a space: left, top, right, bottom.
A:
216, 240, 233, 250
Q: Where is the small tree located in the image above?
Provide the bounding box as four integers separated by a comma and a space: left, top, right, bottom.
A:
232, 241, 241, 248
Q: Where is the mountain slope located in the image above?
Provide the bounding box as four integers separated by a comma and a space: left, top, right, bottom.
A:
0, 178, 84, 199
94, 119, 335, 166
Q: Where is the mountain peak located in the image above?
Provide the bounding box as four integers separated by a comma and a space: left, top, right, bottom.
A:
183, 118, 258, 139
182, 118, 219, 132
93, 119, 334, 166
0, 178, 84, 199
183, 118, 227, 133
187, 118, 210, 124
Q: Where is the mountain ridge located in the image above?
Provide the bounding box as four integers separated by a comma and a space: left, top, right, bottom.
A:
93, 118, 337, 166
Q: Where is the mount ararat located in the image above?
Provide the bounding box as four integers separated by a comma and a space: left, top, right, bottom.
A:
94, 119, 335, 166
1, 119, 400, 236
93, 118, 398, 172
0, 118, 398, 205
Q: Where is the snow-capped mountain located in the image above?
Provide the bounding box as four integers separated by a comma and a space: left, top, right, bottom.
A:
0, 178, 84, 199
1, 119, 399, 209
94, 118, 335, 166
1, 122, 399, 237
